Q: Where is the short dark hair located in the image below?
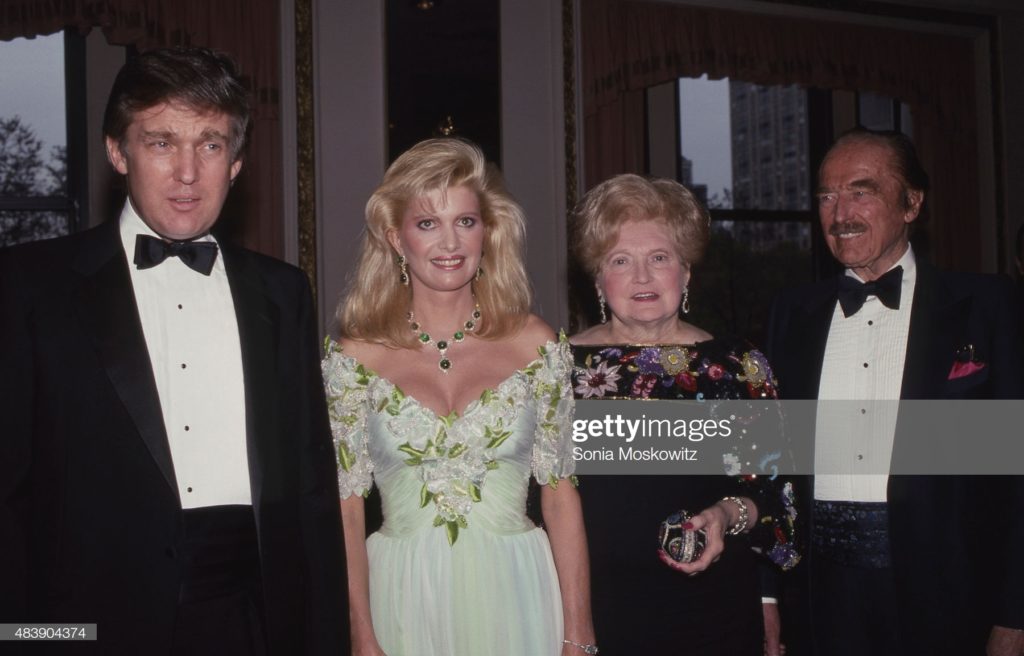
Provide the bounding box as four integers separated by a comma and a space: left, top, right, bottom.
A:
102, 47, 251, 159
824, 127, 930, 210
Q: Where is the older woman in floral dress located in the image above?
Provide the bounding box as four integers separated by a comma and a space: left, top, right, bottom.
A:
569, 174, 799, 655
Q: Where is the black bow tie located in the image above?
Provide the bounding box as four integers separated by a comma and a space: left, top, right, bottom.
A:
134, 234, 219, 275
837, 266, 903, 317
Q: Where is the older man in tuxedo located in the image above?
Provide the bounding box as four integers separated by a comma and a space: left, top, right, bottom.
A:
766, 128, 1024, 655
0, 48, 348, 654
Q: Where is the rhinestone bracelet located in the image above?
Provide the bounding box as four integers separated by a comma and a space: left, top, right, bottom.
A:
563, 638, 599, 654
722, 495, 750, 535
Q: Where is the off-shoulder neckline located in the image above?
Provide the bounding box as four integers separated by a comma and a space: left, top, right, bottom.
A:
326, 339, 564, 421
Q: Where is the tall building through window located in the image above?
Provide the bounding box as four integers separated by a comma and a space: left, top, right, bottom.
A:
729, 81, 810, 213
653, 76, 911, 341
670, 75, 815, 342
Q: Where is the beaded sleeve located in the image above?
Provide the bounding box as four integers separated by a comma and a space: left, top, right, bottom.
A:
720, 347, 800, 571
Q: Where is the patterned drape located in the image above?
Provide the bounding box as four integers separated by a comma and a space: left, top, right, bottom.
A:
0, 0, 284, 258
581, 0, 981, 271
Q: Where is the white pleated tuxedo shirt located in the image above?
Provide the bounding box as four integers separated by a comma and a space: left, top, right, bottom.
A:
119, 201, 251, 508
814, 245, 916, 502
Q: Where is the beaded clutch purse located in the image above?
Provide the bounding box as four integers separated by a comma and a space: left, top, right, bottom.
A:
658, 509, 707, 564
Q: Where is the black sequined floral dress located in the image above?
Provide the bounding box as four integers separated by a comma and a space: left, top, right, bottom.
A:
571, 337, 798, 655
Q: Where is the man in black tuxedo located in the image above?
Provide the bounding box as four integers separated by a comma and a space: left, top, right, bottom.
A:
0, 48, 348, 654
766, 128, 1024, 655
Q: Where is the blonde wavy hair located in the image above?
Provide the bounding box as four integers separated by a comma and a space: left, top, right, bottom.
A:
572, 173, 710, 278
338, 138, 531, 348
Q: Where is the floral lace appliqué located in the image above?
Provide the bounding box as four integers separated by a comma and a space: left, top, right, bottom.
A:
528, 339, 576, 488
323, 337, 575, 546
322, 340, 376, 499
379, 380, 525, 545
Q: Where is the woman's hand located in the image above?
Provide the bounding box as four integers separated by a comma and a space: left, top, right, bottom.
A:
657, 497, 758, 575
657, 502, 728, 574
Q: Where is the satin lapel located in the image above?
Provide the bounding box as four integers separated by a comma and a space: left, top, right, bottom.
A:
222, 247, 279, 520
782, 281, 838, 399
900, 261, 967, 400
71, 224, 179, 499
889, 262, 967, 509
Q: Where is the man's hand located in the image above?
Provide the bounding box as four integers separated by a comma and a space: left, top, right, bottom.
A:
988, 625, 1024, 656
762, 602, 786, 656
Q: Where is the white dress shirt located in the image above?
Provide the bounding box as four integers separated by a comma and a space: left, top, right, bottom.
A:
119, 201, 252, 508
814, 246, 917, 502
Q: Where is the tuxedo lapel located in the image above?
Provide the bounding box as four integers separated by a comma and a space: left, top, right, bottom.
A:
780, 281, 838, 399
222, 246, 279, 521
900, 261, 968, 400
71, 223, 179, 499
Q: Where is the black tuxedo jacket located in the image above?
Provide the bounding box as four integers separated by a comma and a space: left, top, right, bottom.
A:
765, 258, 1024, 654
0, 220, 349, 654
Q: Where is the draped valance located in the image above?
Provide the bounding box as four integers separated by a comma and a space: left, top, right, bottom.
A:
581, 0, 983, 271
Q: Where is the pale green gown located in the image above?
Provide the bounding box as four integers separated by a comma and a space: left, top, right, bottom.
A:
322, 339, 576, 656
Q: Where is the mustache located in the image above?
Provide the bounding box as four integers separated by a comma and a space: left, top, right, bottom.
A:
829, 221, 868, 237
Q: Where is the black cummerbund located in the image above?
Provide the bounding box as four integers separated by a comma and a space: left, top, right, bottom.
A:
178, 505, 262, 604
812, 500, 891, 569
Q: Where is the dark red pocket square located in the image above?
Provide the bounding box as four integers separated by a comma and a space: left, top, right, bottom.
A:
948, 359, 985, 380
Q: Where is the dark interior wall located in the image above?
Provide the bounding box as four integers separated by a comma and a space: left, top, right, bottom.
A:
311, 0, 1024, 334
995, 9, 1024, 271
386, 0, 501, 164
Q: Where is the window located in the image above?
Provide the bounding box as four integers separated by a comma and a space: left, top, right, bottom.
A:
668, 76, 818, 342
0, 32, 85, 247
650, 76, 913, 341
857, 91, 912, 135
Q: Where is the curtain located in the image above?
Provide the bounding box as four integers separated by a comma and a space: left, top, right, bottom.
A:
581, 0, 980, 271
1, 0, 284, 258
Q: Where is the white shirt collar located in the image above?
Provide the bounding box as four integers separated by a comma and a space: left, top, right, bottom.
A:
845, 243, 916, 285
118, 199, 218, 245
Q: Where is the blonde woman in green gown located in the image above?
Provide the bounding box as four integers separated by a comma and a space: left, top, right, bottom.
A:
322, 139, 595, 656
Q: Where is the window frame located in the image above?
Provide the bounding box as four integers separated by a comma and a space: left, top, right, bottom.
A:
664, 79, 836, 281
0, 30, 88, 244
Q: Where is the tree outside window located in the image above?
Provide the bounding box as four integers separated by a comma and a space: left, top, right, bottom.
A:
0, 32, 79, 248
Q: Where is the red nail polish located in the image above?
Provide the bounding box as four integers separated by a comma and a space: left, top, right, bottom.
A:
682, 522, 694, 530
